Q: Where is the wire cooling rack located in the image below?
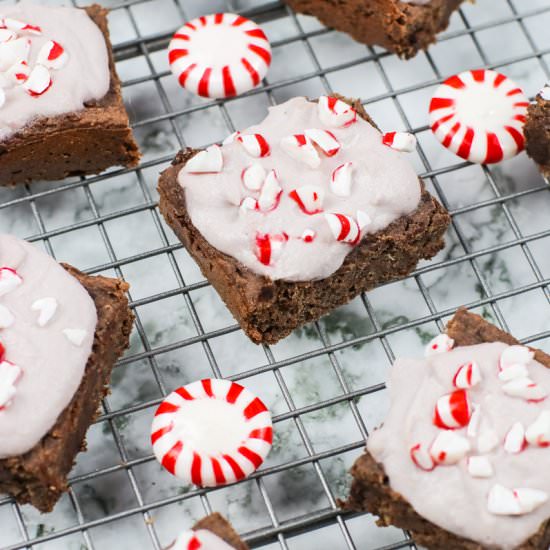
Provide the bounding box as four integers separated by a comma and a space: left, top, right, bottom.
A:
1, 0, 550, 548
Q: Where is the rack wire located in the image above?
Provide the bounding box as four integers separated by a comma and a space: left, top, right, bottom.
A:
1, 0, 550, 548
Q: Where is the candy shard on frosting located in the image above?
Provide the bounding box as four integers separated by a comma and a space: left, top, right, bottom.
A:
167, 528, 234, 550
0, 267, 22, 297
31, 297, 57, 327
468, 456, 493, 478
317, 95, 357, 127
525, 411, 550, 447
502, 377, 547, 402
280, 133, 320, 168
488, 484, 548, 516
289, 185, 324, 215
62, 328, 87, 347
0, 360, 22, 410
425, 333, 454, 357
304, 128, 341, 156
504, 422, 527, 454
183, 145, 223, 174
430, 430, 470, 465
36, 40, 68, 70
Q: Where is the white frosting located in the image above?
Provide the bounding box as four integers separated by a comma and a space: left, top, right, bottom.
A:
178, 97, 421, 281
0, 4, 110, 140
368, 342, 550, 549
0, 234, 97, 457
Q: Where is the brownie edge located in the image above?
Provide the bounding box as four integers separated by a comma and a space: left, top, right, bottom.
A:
158, 96, 450, 345
193, 513, 249, 550
0, 266, 134, 513
344, 309, 550, 550
525, 94, 550, 178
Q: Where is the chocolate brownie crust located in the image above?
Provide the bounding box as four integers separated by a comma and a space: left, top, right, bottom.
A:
158, 97, 450, 344
0, 266, 134, 513
0, 5, 141, 187
283, 0, 464, 59
193, 513, 249, 550
525, 94, 550, 178
345, 308, 550, 550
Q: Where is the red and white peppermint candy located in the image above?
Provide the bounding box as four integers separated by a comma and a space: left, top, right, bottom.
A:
255, 232, 287, 266
301, 229, 316, 243
502, 377, 547, 402
433, 389, 471, 429
425, 334, 454, 357
151, 379, 273, 486
430, 431, 471, 465
504, 421, 527, 454
467, 456, 493, 478
0, 29, 16, 43
5, 60, 30, 85
240, 196, 258, 213
500, 345, 534, 371
36, 40, 68, 70
525, 411, 550, 447
257, 170, 282, 212
429, 69, 528, 164
183, 145, 223, 174
168, 13, 271, 99
331, 162, 354, 197
324, 213, 361, 245
0, 304, 14, 329
280, 134, 320, 169
488, 484, 548, 516
410, 442, 436, 471
289, 185, 324, 215
382, 131, 417, 153
0, 360, 22, 410
241, 163, 266, 191
2, 18, 41, 35
23, 64, 51, 97
317, 95, 357, 128
499, 363, 529, 382
167, 529, 234, 550
304, 128, 341, 157
31, 297, 58, 327
0, 267, 22, 297
237, 133, 270, 158
0, 37, 30, 71
453, 361, 482, 389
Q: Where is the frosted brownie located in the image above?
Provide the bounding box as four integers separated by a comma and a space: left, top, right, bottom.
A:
158, 95, 450, 344
165, 513, 249, 550
0, 4, 140, 186
525, 85, 550, 178
283, 0, 464, 59
0, 234, 133, 512
346, 308, 550, 549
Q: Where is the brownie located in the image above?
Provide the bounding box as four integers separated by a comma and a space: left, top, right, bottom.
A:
0, 265, 134, 513
192, 513, 249, 550
0, 5, 141, 187
344, 308, 550, 550
283, 0, 464, 59
158, 96, 450, 345
525, 91, 550, 178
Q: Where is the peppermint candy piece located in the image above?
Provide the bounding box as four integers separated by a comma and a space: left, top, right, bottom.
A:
324, 213, 362, 245
289, 185, 324, 215
0, 29, 17, 43
241, 163, 266, 191
151, 379, 273, 486
410, 442, 435, 471
301, 229, 316, 243
331, 162, 354, 197
525, 411, 550, 447
168, 13, 271, 99
382, 131, 417, 153
23, 65, 52, 97
433, 389, 471, 429
502, 377, 547, 402
430, 431, 470, 465
257, 170, 281, 212
304, 128, 341, 157
63, 328, 87, 347
183, 145, 223, 174
503, 421, 526, 454
167, 529, 234, 550
453, 361, 482, 389
0, 267, 22, 297
36, 40, 69, 70
5, 60, 30, 86
467, 456, 493, 478
255, 232, 287, 265
0, 304, 14, 329
429, 69, 528, 164
540, 85, 550, 101
499, 364, 529, 382
0, 37, 30, 71
488, 484, 548, 516
0, 360, 22, 410
317, 95, 357, 128
237, 133, 270, 158
239, 196, 258, 214
500, 345, 534, 371
2, 18, 42, 35
280, 134, 320, 168
425, 334, 454, 357
31, 297, 58, 327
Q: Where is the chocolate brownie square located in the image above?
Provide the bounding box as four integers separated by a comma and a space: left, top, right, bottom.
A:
525, 86, 550, 178
0, 4, 140, 186
283, 0, 464, 59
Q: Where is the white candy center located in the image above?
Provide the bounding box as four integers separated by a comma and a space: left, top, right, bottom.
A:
189, 25, 249, 68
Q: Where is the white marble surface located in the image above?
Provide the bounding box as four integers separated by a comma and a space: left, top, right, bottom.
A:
1, 0, 550, 549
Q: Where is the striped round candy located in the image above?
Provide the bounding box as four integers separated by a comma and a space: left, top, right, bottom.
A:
168, 13, 271, 99
429, 69, 529, 164
151, 379, 273, 486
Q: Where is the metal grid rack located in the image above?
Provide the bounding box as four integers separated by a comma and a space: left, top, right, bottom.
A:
1, 0, 550, 548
